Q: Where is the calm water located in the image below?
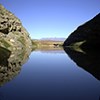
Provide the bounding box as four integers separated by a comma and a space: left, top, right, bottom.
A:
0, 49, 100, 100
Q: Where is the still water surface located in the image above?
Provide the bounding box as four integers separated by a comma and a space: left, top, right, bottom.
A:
0, 49, 100, 100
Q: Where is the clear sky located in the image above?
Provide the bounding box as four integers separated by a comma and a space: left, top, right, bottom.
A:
0, 0, 100, 39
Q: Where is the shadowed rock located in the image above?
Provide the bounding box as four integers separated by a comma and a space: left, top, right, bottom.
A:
0, 47, 11, 66
63, 13, 100, 80
63, 13, 100, 50
64, 47, 100, 80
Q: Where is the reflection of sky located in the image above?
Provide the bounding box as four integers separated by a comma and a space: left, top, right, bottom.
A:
0, 51, 99, 100
0, 0, 100, 39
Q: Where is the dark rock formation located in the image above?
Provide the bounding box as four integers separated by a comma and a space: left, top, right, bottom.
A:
64, 47, 100, 80
63, 13, 100, 80
0, 47, 11, 66
0, 4, 32, 55
63, 13, 100, 49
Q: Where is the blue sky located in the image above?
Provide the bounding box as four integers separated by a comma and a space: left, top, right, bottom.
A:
0, 0, 100, 39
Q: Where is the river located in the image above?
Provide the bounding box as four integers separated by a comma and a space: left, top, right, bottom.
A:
0, 48, 100, 100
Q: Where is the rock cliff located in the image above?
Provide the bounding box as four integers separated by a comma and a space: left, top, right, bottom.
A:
0, 4, 32, 55
0, 4, 32, 86
63, 13, 100, 49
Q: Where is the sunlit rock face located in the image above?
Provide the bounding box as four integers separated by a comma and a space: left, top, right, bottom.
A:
0, 46, 29, 86
64, 47, 100, 80
0, 4, 32, 55
63, 13, 100, 49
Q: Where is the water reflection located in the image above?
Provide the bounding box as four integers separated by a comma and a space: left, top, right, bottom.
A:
64, 47, 100, 80
0, 46, 30, 86
0, 47, 99, 100
35, 47, 64, 54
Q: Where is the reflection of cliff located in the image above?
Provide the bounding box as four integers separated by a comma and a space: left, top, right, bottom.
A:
0, 46, 30, 86
64, 47, 100, 80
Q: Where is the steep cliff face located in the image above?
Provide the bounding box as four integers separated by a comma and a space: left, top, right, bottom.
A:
0, 4, 32, 55
63, 13, 100, 49
0, 4, 32, 86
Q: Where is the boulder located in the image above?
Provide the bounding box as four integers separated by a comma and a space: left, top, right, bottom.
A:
0, 4, 32, 55
63, 13, 100, 50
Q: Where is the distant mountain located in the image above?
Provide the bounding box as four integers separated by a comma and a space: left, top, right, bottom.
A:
40, 38, 66, 41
